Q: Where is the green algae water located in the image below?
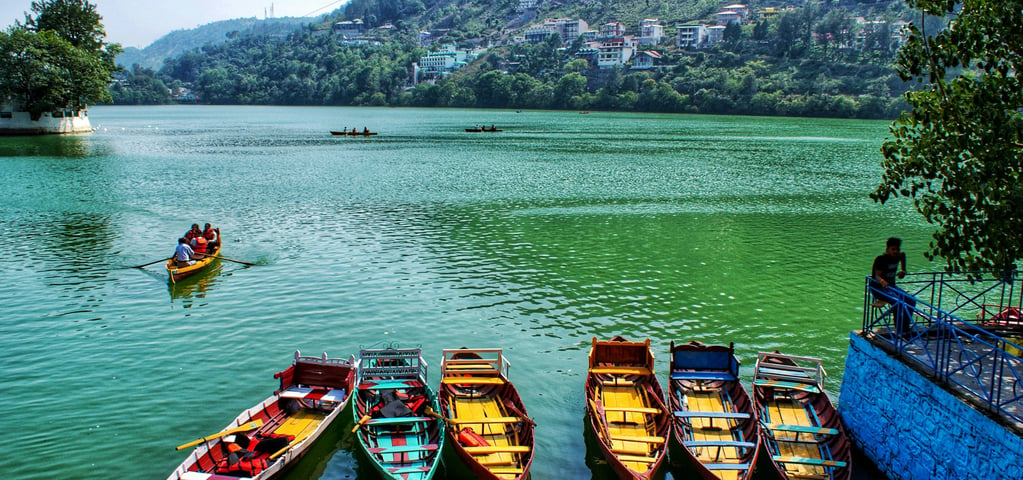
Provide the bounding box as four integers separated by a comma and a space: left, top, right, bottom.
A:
0, 106, 934, 480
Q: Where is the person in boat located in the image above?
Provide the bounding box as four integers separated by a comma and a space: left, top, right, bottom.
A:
490, 124, 496, 131
192, 234, 208, 258
184, 223, 202, 242
352, 127, 358, 134
363, 126, 369, 133
174, 237, 196, 267
202, 223, 218, 250
871, 237, 916, 337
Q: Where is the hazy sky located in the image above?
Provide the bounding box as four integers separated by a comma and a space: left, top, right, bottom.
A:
1, 0, 346, 48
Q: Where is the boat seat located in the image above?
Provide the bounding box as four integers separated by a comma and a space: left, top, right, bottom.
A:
487, 467, 524, 474
615, 454, 657, 463
448, 416, 522, 424
704, 462, 751, 470
609, 434, 664, 444
670, 371, 736, 381
589, 366, 652, 376
359, 380, 422, 390
772, 455, 847, 467
769, 424, 838, 435
602, 406, 661, 414
753, 378, 820, 393
441, 377, 505, 385
684, 440, 756, 449
463, 445, 531, 454
602, 379, 635, 386
674, 411, 751, 419
387, 466, 431, 474
364, 416, 433, 426
368, 444, 439, 454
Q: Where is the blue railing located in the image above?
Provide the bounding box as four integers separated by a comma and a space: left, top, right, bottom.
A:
862, 271, 1023, 427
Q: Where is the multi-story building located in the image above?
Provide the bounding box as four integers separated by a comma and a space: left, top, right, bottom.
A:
677, 24, 708, 48
333, 19, 364, 38
638, 19, 663, 45
599, 22, 625, 39
597, 38, 633, 68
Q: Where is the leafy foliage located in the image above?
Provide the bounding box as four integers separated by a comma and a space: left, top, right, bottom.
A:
876, 0, 1023, 272
0, 0, 120, 118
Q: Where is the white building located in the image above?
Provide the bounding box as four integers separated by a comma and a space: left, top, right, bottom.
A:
599, 22, 625, 39
707, 25, 727, 44
597, 38, 633, 68
677, 24, 708, 48
638, 19, 664, 45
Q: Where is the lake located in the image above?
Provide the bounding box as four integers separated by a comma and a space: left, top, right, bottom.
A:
0, 105, 934, 479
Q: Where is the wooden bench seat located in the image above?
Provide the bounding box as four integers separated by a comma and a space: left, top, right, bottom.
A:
704, 462, 751, 470
674, 411, 751, 419
615, 454, 657, 463
368, 444, 439, 454
464, 445, 531, 454
602, 406, 661, 414
364, 416, 433, 426
487, 467, 524, 474
753, 378, 821, 393
670, 371, 736, 381
684, 440, 756, 449
609, 434, 665, 444
772, 455, 847, 467
768, 424, 838, 435
448, 416, 522, 424
590, 366, 652, 376
441, 377, 505, 385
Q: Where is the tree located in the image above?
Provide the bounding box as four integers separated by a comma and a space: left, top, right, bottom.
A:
874, 0, 1023, 273
0, 0, 119, 117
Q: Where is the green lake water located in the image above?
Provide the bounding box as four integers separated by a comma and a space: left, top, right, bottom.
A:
0, 106, 936, 479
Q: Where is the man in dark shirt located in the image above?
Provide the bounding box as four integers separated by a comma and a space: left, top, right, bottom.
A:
871, 237, 915, 337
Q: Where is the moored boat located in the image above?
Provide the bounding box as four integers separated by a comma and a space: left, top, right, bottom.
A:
585, 336, 670, 480
353, 346, 444, 480
438, 348, 535, 480
668, 341, 759, 480
165, 229, 221, 283
331, 130, 378, 136
167, 351, 356, 480
753, 352, 851, 480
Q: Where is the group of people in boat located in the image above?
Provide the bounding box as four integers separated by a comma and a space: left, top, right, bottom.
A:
174, 223, 219, 267
470, 124, 499, 132
341, 126, 371, 134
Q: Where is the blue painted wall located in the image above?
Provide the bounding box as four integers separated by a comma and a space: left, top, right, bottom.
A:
839, 333, 1023, 480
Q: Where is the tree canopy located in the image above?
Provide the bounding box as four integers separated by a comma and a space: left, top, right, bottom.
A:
875, 0, 1023, 273
0, 0, 120, 118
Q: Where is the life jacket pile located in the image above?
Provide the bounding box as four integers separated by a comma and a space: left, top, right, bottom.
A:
214, 433, 295, 476
369, 390, 428, 418
457, 427, 490, 447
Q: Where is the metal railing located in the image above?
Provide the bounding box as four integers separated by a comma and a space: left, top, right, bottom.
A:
862, 271, 1023, 427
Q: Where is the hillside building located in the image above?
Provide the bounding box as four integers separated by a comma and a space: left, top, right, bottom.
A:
638, 19, 664, 45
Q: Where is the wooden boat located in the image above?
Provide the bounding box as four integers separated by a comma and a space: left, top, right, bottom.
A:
753, 352, 851, 480
168, 351, 356, 480
331, 130, 378, 136
438, 348, 535, 480
465, 127, 502, 132
585, 336, 670, 480
667, 341, 759, 480
353, 346, 444, 480
165, 229, 221, 283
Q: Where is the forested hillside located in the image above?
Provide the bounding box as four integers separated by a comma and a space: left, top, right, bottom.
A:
110, 0, 928, 118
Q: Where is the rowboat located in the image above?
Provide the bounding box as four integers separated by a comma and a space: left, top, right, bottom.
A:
753, 352, 851, 480
465, 127, 502, 132
438, 348, 535, 480
353, 346, 444, 480
331, 130, 378, 136
165, 229, 221, 283
668, 341, 759, 480
585, 336, 670, 480
168, 351, 356, 480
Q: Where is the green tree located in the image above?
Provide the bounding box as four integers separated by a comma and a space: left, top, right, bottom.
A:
875, 0, 1023, 272
0, 0, 119, 117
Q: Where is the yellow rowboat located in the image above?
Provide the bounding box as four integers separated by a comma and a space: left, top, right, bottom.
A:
753, 352, 851, 480
586, 336, 670, 480
165, 229, 220, 283
668, 341, 760, 480
439, 348, 534, 480
167, 351, 356, 480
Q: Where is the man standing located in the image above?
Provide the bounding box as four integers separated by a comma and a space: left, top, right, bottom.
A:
871, 237, 915, 338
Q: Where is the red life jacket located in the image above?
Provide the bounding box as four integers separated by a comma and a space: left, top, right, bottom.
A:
185, 228, 201, 240
203, 228, 216, 241
458, 427, 490, 447
193, 236, 207, 254
216, 456, 269, 476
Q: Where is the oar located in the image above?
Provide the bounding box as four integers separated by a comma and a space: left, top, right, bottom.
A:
209, 255, 257, 266
352, 414, 372, 433
424, 406, 445, 420
132, 257, 171, 269
269, 436, 303, 460
175, 419, 264, 450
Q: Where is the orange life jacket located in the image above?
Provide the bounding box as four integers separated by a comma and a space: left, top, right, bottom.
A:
193, 236, 207, 254
458, 427, 490, 447
203, 228, 216, 241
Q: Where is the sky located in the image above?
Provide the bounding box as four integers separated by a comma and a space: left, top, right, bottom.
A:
1, 0, 346, 48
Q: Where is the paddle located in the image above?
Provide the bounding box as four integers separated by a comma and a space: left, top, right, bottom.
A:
269, 437, 303, 460
132, 257, 171, 269
175, 419, 264, 450
352, 415, 372, 433
208, 255, 257, 266
424, 406, 445, 420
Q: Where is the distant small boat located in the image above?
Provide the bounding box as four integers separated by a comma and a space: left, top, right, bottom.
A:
753, 352, 851, 480
465, 127, 502, 132
579, 111, 590, 114
331, 130, 378, 136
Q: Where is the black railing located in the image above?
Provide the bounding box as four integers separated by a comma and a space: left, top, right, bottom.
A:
862, 271, 1023, 427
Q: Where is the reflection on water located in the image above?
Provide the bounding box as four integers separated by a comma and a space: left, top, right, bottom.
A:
168, 260, 224, 303
0, 134, 104, 158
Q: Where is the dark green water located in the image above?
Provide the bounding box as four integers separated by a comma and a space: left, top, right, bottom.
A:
0, 106, 935, 479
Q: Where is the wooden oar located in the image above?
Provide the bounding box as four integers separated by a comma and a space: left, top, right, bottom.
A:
269, 436, 303, 460
175, 419, 264, 450
352, 414, 372, 433
424, 406, 445, 420
132, 257, 171, 269
209, 255, 257, 266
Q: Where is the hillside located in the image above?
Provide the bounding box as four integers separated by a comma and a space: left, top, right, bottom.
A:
111, 0, 922, 118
